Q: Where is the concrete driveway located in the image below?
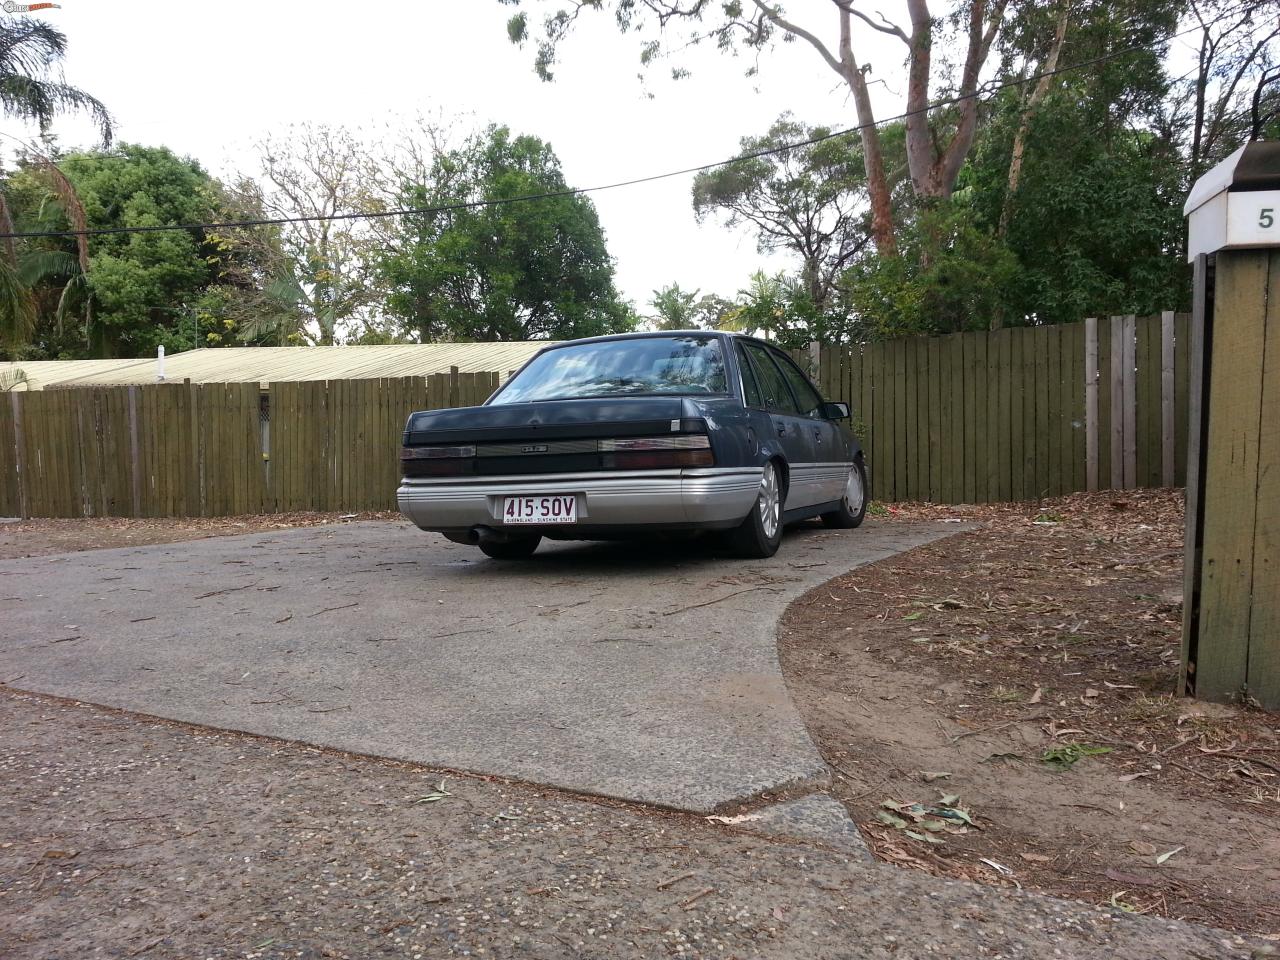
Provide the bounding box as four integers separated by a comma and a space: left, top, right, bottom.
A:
0, 520, 958, 811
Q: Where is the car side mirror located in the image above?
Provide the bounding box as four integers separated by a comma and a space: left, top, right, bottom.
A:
821, 401, 850, 420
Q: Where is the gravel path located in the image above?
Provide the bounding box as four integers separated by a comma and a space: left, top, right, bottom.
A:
0, 690, 1258, 960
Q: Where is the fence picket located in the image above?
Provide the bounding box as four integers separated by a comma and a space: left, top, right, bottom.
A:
1, 317, 1195, 517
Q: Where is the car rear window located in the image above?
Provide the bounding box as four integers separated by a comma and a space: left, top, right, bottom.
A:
491, 336, 728, 404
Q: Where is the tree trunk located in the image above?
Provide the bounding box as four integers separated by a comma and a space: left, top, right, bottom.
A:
903, 0, 936, 198
839, 10, 898, 257
751, 1, 900, 256
850, 77, 898, 257
998, 0, 1070, 243
904, 0, 1007, 201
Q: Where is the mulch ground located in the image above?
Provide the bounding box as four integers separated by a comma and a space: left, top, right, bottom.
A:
6, 690, 1262, 960
780, 489, 1280, 936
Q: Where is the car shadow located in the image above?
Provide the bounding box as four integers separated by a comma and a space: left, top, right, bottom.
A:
453, 519, 838, 576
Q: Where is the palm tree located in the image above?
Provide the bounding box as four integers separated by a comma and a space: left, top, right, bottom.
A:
0, 15, 111, 346
719, 270, 787, 341
0, 15, 113, 144
0, 150, 91, 346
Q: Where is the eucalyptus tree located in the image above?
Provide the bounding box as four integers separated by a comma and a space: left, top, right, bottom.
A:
502, 0, 1015, 256
693, 115, 872, 313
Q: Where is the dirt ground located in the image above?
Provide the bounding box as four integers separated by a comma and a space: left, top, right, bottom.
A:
3, 495, 1278, 954
0, 511, 398, 560
0, 689, 1265, 960
780, 490, 1280, 936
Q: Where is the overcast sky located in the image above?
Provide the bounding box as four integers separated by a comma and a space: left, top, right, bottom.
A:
5, 0, 919, 315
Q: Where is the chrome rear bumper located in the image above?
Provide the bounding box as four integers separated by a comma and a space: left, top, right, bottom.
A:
397, 467, 763, 532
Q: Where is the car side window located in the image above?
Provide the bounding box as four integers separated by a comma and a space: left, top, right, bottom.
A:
742, 342, 802, 415
735, 343, 765, 408
770, 350, 824, 418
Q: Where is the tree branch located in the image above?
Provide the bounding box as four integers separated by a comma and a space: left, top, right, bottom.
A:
841, 3, 909, 45
750, 0, 843, 76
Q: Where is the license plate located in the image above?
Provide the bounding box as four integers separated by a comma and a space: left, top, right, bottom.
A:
502, 494, 577, 524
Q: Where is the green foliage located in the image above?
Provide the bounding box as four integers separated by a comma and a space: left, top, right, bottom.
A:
647, 283, 728, 330
195, 180, 308, 347
375, 125, 633, 341
59, 145, 219, 355
0, 145, 245, 359
692, 115, 869, 312
843, 200, 1020, 337
1040, 743, 1112, 771
0, 256, 36, 345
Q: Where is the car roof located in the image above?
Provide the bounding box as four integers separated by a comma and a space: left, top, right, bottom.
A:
531, 330, 770, 352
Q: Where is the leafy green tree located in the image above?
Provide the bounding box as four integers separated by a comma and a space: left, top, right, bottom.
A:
63, 145, 220, 356
693, 116, 870, 313
842, 200, 1020, 337
376, 125, 633, 341
647, 283, 729, 331
1, 145, 222, 357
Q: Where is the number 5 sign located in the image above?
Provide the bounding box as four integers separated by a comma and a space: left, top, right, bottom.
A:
1225, 192, 1280, 246
1185, 142, 1280, 261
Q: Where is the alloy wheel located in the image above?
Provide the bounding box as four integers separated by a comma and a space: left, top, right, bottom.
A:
758, 463, 781, 539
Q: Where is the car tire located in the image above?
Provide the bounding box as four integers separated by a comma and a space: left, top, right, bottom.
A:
821, 458, 868, 529
479, 536, 542, 560
727, 460, 785, 559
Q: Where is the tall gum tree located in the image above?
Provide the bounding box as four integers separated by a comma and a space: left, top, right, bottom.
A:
502, 0, 1015, 256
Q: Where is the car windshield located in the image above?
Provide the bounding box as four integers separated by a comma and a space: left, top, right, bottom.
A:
491, 336, 728, 404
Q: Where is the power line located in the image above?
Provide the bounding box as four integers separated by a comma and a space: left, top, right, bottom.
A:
0, 3, 1257, 242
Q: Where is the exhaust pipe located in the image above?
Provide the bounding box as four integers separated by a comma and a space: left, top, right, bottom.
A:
443, 526, 522, 546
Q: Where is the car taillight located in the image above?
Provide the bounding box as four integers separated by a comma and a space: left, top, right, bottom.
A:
599, 435, 713, 469
406, 459, 472, 476
401, 444, 476, 477
607, 449, 715, 469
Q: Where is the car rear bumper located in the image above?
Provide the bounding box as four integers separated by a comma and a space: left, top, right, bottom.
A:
397, 467, 763, 533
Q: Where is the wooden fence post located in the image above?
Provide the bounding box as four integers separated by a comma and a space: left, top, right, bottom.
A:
1109, 317, 1125, 489
127, 386, 141, 517
1161, 310, 1176, 487
1122, 315, 1138, 489
9, 392, 26, 518
1085, 318, 1099, 492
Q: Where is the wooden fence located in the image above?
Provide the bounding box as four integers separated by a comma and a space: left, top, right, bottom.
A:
0, 370, 498, 518
1, 315, 1190, 518
798, 312, 1190, 504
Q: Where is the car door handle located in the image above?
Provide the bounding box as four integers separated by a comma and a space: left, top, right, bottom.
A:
813, 429, 823, 444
